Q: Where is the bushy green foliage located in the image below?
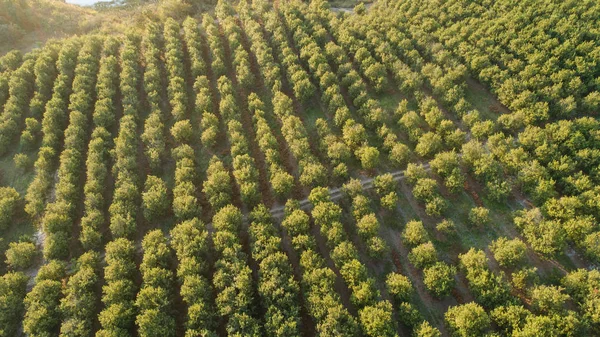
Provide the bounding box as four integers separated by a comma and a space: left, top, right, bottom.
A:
0, 187, 20, 230
423, 262, 456, 298
5, 241, 36, 270
445, 302, 490, 337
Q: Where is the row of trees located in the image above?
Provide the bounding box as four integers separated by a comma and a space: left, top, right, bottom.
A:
164, 18, 188, 122
20, 44, 61, 150
314, 118, 351, 178
272, 91, 326, 186
212, 205, 261, 335
405, 163, 448, 217
283, 5, 383, 171
248, 93, 295, 197
458, 248, 513, 309
135, 230, 176, 336
96, 238, 137, 336
342, 178, 388, 257
23, 260, 65, 336
170, 218, 216, 335
202, 13, 226, 79
40, 36, 103, 260
308, 187, 397, 337
386, 271, 441, 335
141, 23, 167, 172
281, 200, 359, 336
218, 14, 254, 90
172, 144, 201, 221
167, 15, 202, 222
182, 17, 206, 80
79, 37, 121, 251
108, 34, 142, 239
58, 251, 101, 336
401, 219, 456, 298
218, 76, 261, 206
0, 57, 35, 154
24, 39, 81, 219
249, 204, 302, 336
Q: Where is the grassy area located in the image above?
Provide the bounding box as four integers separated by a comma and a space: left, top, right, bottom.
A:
463, 80, 503, 121
328, 0, 372, 8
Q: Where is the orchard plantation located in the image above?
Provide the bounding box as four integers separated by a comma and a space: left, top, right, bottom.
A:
0, 0, 600, 336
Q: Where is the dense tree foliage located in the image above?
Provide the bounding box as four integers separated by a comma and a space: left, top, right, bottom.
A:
79, 37, 120, 251
0, 271, 28, 337
24, 39, 81, 219
249, 205, 301, 336
59, 251, 101, 336
40, 36, 103, 260
23, 260, 66, 337
108, 34, 142, 239
1, 1, 600, 336
97, 238, 137, 336
170, 218, 216, 335
212, 205, 261, 335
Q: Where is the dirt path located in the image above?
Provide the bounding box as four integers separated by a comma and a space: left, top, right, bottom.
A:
270, 163, 431, 218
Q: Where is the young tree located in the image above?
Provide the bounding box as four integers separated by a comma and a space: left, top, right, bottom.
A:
414, 321, 442, 337
5, 241, 36, 270
415, 132, 442, 158
0, 187, 20, 230
445, 302, 490, 337
356, 145, 380, 170
142, 175, 169, 223
468, 207, 490, 227
386, 272, 413, 303
530, 285, 569, 314
409, 242, 437, 269
402, 220, 429, 247
359, 301, 397, 337
490, 237, 527, 268
423, 262, 456, 298
436, 219, 457, 237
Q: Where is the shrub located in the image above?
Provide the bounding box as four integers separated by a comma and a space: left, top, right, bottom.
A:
408, 242, 437, 269
402, 220, 429, 247
385, 272, 413, 302
142, 175, 169, 223
423, 262, 456, 298
445, 302, 490, 337
436, 219, 456, 236
468, 207, 490, 227
13, 153, 30, 171
5, 241, 36, 270
0, 187, 20, 230
490, 237, 527, 267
